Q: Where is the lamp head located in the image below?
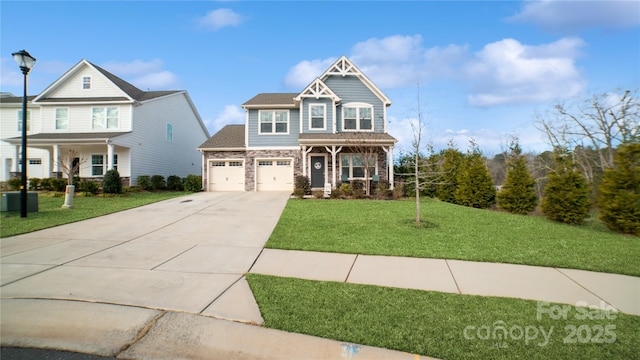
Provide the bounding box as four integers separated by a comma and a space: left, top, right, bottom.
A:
12, 50, 36, 75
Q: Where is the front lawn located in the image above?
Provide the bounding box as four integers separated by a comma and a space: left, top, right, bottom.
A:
247, 274, 640, 360
0, 191, 188, 238
266, 198, 640, 276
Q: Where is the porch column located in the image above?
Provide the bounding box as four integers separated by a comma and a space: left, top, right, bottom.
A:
52, 144, 60, 174
301, 146, 314, 177
12, 145, 19, 173
324, 145, 343, 188
106, 142, 115, 171
388, 146, 394, 190
302, 146, 307, 177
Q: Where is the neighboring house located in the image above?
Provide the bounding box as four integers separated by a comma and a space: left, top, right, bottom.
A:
1, 59, 209, 186
198, 56, 397, 192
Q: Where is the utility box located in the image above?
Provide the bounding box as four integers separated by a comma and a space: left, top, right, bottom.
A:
0, 192, 39, 212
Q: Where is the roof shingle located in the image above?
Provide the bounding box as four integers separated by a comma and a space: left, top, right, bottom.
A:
198, 125, 245, 149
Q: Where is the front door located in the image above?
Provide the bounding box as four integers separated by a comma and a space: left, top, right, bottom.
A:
310, 156, 325, 188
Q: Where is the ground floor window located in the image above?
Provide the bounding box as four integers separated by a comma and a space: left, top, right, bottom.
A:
340, 153, 376, 179
91, 154, 118, 176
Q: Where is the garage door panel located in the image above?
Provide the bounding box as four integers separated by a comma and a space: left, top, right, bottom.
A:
209, 161, 244, 191
256, 160, 293, 192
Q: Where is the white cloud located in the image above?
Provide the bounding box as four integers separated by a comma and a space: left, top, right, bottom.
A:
206, 104, 245, 134
464, 38, 587, 106
507, 0, 640, 33
101, 59, 164, 76
283, 58, 336, 88
0, 58, 23, 88
101, 59, 179, 89
197, 8, 243, 31
133, 71, 179, 90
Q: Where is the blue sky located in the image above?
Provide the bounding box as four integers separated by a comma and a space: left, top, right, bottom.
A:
2, 0, 639, 156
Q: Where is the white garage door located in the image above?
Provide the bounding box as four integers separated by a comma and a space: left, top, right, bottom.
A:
256, 159, 293, 191
209, 160, 244, 191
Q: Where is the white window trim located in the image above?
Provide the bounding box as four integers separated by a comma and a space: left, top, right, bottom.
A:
341, 102, 374, 132
90, 153, 118, 176
55, 108, 69, 131
17, 110, 31, 131
82, 76, 91, 90
166, 122, 174, 142
340, 153, 378, 181
258, 109, 290, 135
92, 106, 119, 130
308, 103, 326, 131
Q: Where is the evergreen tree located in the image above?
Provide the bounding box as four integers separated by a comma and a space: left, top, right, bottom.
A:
597, 142, 640, 235
436, 145, 465, 203
542, 149, 591, 224
454, 145, 496, 209
103, 169, 123, 194
497, 141, 538, 214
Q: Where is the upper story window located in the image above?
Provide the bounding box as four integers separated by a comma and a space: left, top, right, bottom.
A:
166, 123, 173, 142
259, 110, 289, 134
309, 104, 326, 130
82, 76, 91, 89
17, 110, 31, 131
92, 107, 119, 130
343, 104, 373, 131
55, 108, 68, 130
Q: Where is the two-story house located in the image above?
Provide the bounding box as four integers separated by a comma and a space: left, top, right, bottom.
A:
198, 56, 397, 192
1, 59, 210, 186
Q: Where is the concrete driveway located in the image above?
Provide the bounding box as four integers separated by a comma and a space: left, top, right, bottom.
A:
1, 191, 290, 323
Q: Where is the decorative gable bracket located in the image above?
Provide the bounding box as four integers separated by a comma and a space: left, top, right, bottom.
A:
325, 56, 361, 77
294, 78, 341, 102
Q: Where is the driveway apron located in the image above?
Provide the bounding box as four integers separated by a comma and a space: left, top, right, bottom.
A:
1, 191, 290, 324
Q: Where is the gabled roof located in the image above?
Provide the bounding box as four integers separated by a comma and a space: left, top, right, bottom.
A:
198, 124, 245, 150
294, 78, 341, 102
32, 59, 181, 103
318, 56, 391, 106
242, 93, 298, 109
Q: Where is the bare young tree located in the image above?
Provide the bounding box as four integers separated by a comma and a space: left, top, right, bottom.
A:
536, 89, 639, 173
57, 149, 86, 185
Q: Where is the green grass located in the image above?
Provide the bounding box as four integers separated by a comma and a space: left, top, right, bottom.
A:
266, 198, 640, 276
247, 274, 640, 360
0, 191, 188, 238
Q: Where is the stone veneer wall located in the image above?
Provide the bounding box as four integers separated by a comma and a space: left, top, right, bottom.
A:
201, 151, 247, 190
246, 149, 302, 191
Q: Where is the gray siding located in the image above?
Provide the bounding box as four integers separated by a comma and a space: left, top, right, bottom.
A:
324, 76, 386, 133
247, 108, 300, 147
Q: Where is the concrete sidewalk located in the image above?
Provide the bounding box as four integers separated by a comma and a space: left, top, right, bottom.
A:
250, 249, 640, 317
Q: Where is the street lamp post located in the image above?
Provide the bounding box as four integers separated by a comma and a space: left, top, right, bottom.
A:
12, 50, 36, 218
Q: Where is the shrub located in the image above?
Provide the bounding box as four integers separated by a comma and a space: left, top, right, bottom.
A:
50, 178, 67, 192
40, 178, 52, 191
330, 187, 342, 199
393, 181, 406, 199
597, 143, 640, 235
375, 180, 390, 197
137, 175, 151, 190
167, 175, 184, 191
103, 169, 123, 194
29, 178, 41, 190
312, 190, 325, 199
436, 147, 465, 203
78, 180, 100, 195
339, 183, 352, 197
352, 187, 365, 199
351, 180, 364, 192
293, 188, 305, 199
150, 175, 166, 190
497, 142, 538, 214
7, 178, 21, 191
542, 149, 591, 225
294, 175, 311, 194
183, 174, 202, 192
